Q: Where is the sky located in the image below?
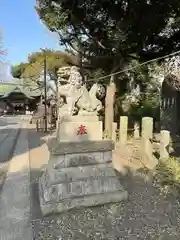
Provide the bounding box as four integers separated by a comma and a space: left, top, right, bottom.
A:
0, 0, 62, 67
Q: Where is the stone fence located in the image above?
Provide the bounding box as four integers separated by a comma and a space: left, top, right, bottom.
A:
105, 116, 170, 161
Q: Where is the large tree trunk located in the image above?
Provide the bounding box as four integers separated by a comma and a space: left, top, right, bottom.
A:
105, 75, 116, 139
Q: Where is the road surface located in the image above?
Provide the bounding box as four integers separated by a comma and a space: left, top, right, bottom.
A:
0, 120, 32, 240
0, 115, 21, 173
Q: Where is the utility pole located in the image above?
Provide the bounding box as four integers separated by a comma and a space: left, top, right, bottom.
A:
43, 52, 48, 132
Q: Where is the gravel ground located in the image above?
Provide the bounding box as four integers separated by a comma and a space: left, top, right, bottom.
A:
28, 127, 180, 240
31, 173, 180, 240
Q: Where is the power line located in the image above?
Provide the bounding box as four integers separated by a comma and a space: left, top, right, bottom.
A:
86, 49, 180, 83
1, 48, 180, 87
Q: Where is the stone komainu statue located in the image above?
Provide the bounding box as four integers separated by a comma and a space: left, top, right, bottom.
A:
57, 66, 106, 119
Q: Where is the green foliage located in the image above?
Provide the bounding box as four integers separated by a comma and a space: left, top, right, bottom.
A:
0, 84, 12, 94
113, 60, 161, 120
86, 68, 106, 80
36, 0, 180, 73
36, 0, 176, 122
11, 49, 74, 83
153, 157, 180, 195
11, 63, 28, 79
128, 89, 160, 121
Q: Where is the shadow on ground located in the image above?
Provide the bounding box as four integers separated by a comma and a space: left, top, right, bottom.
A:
0, 127, 50, 162
30, 164, 180, 240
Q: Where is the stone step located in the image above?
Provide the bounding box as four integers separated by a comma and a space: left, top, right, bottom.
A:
39, 175, 127, 216
48, 151, 112, 169
43, 177, 125, 202
47, 163, 116, 185
41, 190, 127, 216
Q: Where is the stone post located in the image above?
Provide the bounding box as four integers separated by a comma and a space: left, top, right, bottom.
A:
134, 122, 140, 139
160, 130, 170, 161
104, 78, 116, 139
141, 117, 156, 167
112, 122, 117, 144
119, 116, 128, 145
141, 117, 153, 139
140, 137, 158, 168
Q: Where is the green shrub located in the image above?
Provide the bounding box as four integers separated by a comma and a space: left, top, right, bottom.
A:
153, 157, 180, 195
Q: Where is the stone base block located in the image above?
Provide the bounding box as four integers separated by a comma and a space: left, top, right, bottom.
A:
39, 171, 127, 216
39, 139, 127, 216
48, 150, 112, 170
48, 163, 115, 185
57, 118, 103, 142
40, 189, 127, 216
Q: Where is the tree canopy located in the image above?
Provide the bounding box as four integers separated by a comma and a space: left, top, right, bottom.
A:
11, 63, 28, 79
35, 1, 180, 120
11, 49, 76, 82
36, 0, 180, 73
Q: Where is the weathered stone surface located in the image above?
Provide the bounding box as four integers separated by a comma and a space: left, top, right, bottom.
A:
61, 115, 99, 122
45, 192, 127, 216
112, 122, 117, 143
57, 66, 103, 118
104, 82, 116, 140
48, 163, 115, 184
160, 130, 170, 160
39, 146, 127, 216
48, 177, 123, 201
65, 152, 108, 167
142, 117, 153, 139
134, 122, 140, 139
119, 116, 128, 145
48, 151, 112, 170
39, 176, 127, 215
40, 115, 126, 216
48, 154, 65, 170
57, 120, 103, 142
141, 138, 158, 169
104, 151, 112, 162
47, 138, 114, 154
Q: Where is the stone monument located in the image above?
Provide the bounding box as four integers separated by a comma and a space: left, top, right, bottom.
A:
39, 66, 127, 216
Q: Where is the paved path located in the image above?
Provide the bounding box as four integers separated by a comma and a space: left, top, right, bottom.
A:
0, 122, 31, 240
0, 116, 21, 187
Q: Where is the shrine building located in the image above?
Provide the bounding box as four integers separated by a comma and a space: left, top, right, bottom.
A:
0, 83, 41, 114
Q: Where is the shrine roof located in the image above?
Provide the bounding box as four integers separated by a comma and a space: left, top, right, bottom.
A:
0, 84, 41, 99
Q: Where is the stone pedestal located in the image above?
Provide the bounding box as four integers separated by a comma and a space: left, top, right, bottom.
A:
39, 116, 127, 216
